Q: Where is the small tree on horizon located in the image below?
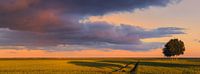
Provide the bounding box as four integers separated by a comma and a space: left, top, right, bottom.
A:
163, 39, 185, 58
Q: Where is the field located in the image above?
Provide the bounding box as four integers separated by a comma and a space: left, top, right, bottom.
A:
0, 58, 199, 74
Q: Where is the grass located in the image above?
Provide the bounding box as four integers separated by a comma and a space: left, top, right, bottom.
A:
0, 58, 199, 74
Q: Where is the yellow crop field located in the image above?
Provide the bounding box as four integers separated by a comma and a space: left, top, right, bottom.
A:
0, 58, 199, 74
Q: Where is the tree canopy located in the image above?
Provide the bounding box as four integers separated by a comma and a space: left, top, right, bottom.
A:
163, 39, 185, 57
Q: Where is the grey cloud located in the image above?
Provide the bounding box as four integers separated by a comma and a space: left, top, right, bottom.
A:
0, 0, 177, 32
0, 22, 184, 51
0, 0, 184, 51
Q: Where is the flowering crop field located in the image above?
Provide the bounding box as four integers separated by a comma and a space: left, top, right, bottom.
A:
0, 58, 199, 74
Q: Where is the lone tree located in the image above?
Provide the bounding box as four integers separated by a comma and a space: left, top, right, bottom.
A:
163, 39, 185, 58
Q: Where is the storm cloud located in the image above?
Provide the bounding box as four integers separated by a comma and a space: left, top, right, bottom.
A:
0, 0, 184, 51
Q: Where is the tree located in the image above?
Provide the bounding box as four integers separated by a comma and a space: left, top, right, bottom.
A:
163, 39, 185, 58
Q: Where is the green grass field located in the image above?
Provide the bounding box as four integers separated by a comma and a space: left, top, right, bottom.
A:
0, 58, 199, 74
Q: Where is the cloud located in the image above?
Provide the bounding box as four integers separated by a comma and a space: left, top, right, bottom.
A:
0, 0, 40, 12
0, 22, 184, 51
0, 0, 173, 14
0, 0, 177, 32
0, 0, 184, 51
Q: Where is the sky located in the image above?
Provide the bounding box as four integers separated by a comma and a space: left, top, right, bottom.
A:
0, 0, 199, 58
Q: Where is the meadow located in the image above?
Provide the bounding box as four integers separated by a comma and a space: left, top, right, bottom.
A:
0, 58, 199, 74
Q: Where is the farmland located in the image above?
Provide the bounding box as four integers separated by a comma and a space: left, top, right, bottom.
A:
0, 58, 199, 74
